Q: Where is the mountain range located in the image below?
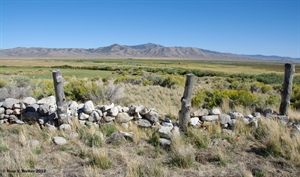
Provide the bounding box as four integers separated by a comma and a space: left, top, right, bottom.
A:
0, 43, 299, 62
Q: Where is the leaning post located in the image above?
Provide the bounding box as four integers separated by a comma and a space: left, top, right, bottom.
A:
179, 73, 195, 133
279, 63, 295, 116
52, 70, 69, 125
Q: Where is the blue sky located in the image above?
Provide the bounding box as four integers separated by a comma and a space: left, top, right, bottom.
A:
0, 0, 299, 58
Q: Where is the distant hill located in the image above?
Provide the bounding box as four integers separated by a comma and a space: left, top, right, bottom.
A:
0, 43, 299, 62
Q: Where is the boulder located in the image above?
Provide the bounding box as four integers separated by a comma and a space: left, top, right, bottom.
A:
53, 136, 67, 145
201, 115, 219, 121
190, 117, 201, 127
191, 109, 209, 117
159, 138, 171, 147
109, 106, 119, 117
219, 114, 231, 125
37, 96, 56, 107
134, 119, 152, 128
103, 116, 115, 122
38, 104, 50, 116
229, 112, 244, 119
89, 111, 101, 122
209, 108, 221, 115
116, 112, 133, 123
79, 112, 90, 120
158, 126, 173, 139
145, 110, 160, 122
3, 98, 20, 109
22, 97, 36, 106
84, 100, 94, 114
5, 109, 14, 115
0, 107, 5, 114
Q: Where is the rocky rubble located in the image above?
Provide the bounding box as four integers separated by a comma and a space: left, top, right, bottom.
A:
1, 96, 300, 146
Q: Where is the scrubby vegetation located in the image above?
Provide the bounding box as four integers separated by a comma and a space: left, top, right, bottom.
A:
1, 59, 300, 176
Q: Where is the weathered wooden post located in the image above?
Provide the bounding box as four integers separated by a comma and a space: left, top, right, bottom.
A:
179, 73, 195, 133
279, 63, 295, 116
52, 70, 69, 125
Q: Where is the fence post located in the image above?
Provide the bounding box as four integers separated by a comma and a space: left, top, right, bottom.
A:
52, 70, 69, 125
179, 74, 195, 133
279, 63, 295, 116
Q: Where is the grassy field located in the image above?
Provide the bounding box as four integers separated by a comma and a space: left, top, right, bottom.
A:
1, 58, 299, 79
1, 58, 300, 176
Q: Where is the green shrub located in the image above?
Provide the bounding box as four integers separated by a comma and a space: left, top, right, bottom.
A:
13, 76, 30, 87
0, 80, 7, 88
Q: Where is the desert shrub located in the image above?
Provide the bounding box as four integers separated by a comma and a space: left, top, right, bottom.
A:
32, 80, 55, 99
0, 85, 31, 101
192, 89, 258, 109
261, 85, 272, 94
86, 80, 124, 104
13, 76, 30, 87
0, 79, 7, 88
114, 76, 142, 85
64, 79, 90, 102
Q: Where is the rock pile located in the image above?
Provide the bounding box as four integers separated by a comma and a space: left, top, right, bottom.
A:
1, 95, 300, 147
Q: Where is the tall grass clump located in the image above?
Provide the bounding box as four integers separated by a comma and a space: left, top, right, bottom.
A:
170, 136, 195, 168
255, 118, 300, 165
90, 148, 112, 169
187, 128, 210, 149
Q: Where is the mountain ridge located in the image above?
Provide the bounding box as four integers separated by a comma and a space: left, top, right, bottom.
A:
0, 43, 299, 62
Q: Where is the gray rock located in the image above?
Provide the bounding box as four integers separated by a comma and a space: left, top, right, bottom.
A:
244, 114, 254, 119
53, 136, 67, 145
15, 119, 25, 124
79, 112, 90, 120
252, 112, 261, 118
135, 105, 145, 113
37, 96, 56, 107
229, 112, 244, 119
103, 116, 115, 122
26, 104, 39, 112
13, 103, 21, 109
105, 132, 125, 145
159, 138, 171, 147
134, 119, 152, 128
68, 101, 78, 110
103, 103, 114, 111
145, 110, 160, 122
161, 119, 173, 127
13, 109, 21, 115
0, 114, 5, 119
191, 109, 209, 117
190, 117, 200, 127
23, 97, 36, 106
0, 107, 4, 114
210, 108, 221, 115
140, 107, 149, 115
109, 106, 119, 117
243, 118, 250, 125
3, 98, 20, 109
49, 105, 57, 114
90, 110, 101, 122
219, 114, 231, 124
6, 109, 14, 115
201, 115, 219, 121
95, 109, 103, 117
59, 124, 72, 131
119, 131, 134, 138
9, 115, 18, 122
84, 100, 94, 114
116, 112, 133, 123
38, 104, 49, 116
158, 126, 173, 139
29, 140, 40, 147
263, 108, 273, 115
